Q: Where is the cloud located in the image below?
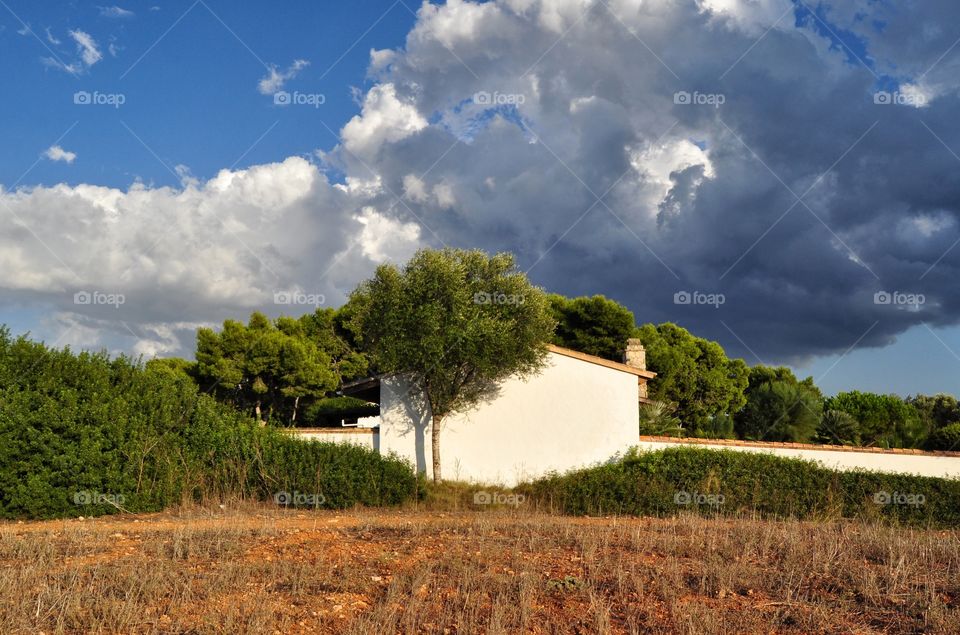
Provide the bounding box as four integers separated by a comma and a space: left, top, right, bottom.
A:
44, 30, 103, 74
258, 59, 310, 95
8, 0, 960, 366
0, 157, 419, 357
44, 146, 77, 164
314, 0, 960, 363
70, 30, 102, 66
340, 83, 427, 158
45, 28, 61, 45
98, 6, 135, 18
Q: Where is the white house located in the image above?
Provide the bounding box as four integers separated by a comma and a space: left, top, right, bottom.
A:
310, 340, 655, 486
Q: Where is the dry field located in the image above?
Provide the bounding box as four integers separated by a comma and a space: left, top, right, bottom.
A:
1, 507, 958, 634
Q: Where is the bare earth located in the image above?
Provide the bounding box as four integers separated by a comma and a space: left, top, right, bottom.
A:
1, 507, 958, 634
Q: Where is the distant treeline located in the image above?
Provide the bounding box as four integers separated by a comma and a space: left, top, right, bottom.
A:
146, 290, 958, 452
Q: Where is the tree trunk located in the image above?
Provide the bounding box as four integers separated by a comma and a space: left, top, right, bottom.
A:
291, 395, 300, 425
431, 414, 443, 483
255, 401, 265, 426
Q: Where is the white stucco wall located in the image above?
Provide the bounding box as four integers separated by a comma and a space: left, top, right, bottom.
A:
637, 440, 960, 479
378, 351, 641, 486
286, 429, 379, 451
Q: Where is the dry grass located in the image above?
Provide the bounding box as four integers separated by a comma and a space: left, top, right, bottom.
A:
1, 506, 958, 634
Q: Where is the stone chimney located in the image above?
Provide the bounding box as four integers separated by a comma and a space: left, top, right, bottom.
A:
622, 338, 646, 371
624, 338, 649, 400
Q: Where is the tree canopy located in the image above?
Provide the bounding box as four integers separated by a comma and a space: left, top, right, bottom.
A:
635, 322, 749, 438
824, 391, 925, 448
345, 248, 555, 481
734, 366, 823, 442
548, 294, 636, 361
195, 311, 343, 425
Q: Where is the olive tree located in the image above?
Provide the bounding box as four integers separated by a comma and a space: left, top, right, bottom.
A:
346, 249, 555, 481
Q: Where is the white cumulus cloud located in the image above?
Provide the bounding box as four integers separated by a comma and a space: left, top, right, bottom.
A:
341, 83, 428, 158
44, 146, 77, 164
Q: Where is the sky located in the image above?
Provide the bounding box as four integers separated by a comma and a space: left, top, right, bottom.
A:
1, 0, 959, 397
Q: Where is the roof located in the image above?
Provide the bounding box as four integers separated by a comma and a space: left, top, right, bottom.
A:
547, 344, 656, 379
339, 375, 384, 402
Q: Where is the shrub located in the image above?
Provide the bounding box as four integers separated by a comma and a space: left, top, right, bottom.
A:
0, 330, 417, 519
520, 447, 960, 527
638, 400, 683, 437
926, 422, 960, 452
816, 409, 860, 445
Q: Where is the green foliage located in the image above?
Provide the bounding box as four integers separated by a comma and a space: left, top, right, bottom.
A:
346, 248, 556, 480
816, 409, 861, 446
735, 366, 822, 442
635, 323, 749, 436
297, 308, 370, 383
548, 294, 636, 361
195, 311, 344, 424
696, 414, 737, 440
638, 400, 683, 437
183, 402, 417, 510
0, 330, 416, 519
522, 447, 960, 527
908, 393, 960, 440
144, 357, 199, 382
926, 422, 960, 452
824, 391, 925, 448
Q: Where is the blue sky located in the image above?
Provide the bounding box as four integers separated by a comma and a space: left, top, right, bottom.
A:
1, 0, 959, 398
0, 1, 416, 187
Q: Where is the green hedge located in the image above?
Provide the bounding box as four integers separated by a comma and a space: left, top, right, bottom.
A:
0, 329, 417, 519
520, 447, 960, 527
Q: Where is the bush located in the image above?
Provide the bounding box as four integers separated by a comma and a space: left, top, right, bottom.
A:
0, 330, 417, 519
926, 422, 960, 452
520, 447, 960, 527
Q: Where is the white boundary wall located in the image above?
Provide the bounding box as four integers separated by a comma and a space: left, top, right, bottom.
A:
378, 351, 640, 486
288, 428, 378, 451
636, 439, 960, 479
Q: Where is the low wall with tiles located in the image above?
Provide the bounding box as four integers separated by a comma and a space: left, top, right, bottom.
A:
637, 436, 960, 479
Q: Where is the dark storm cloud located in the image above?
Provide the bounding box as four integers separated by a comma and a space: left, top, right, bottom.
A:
332, 0, 960, 362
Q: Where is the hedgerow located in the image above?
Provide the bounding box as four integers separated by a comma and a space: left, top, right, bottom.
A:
0, 329, 417, 519
520, 447, 960, 527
